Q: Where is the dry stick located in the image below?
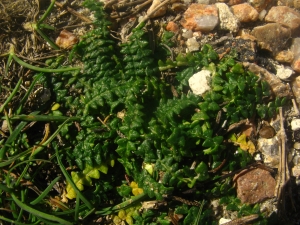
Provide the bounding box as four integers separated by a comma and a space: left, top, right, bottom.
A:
113, 0, 148, 10
136, 0, 172, 28
288, 83, 300, 116
54, 1, 92, 23
104, 0, 119, 9
276, 107, 295, 214
111, 0, 153, 19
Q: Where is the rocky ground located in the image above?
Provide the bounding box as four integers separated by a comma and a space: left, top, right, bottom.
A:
1, 0, 300, 224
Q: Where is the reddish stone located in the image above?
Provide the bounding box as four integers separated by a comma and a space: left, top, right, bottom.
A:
166, 21, 179, 33
231, 3, 259, 22
181, 4, 219, 32
235, 168, 276, 204
227, 0, 245, 6
265, 6, 300, 34
275, 50, 295, 63
292, 58, 300, 73
55, 30, 78, 49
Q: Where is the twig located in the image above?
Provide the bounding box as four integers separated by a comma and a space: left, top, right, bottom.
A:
136, 0, 172, 28
276, 107, 295, 214
288, 83, 300, 116
222, 214, 259, 225
54, 1, 92, 23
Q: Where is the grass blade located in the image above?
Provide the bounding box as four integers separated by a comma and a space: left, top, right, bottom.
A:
11, 192, 73, 225
0, 77, 22, 113
55, 142, 94, 210
30, 176, 61, 205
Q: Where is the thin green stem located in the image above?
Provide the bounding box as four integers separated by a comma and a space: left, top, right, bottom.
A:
11, 192, 73, 225
11, 54, 80, 73
4, 110, 13, 134
5, 53, 13, 76
55, 143, 94, 210
0, 77, 22, 113
30, 177, 60, 205
7, 115, 80, 122
35, 27, 60, 50
38, 0, 56, 24
0, 111, 39, 161
95, 192, 147, 215
0, 215, 31, 225
16, 73, 43, 115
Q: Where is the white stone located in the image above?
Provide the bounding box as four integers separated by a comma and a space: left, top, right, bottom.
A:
219, 218, 232, 225
182, 29, 193, 39
276, 65, 294, 80
258, 9, 267, 21
215, 3, 240, 33
186, 37, 200, 52
291, 118, 300, 131
195, 15, 219, 32
188, 70, 211, 95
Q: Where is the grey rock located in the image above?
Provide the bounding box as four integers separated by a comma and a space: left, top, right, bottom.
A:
251, 23, 291, 55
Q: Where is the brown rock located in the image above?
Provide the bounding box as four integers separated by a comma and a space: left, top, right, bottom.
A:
291, 38, 300, 72
251, 23, 291, 55
55, 30, 78, 49
235, 168, 276, 204
292, 76, 300, 104
231, 3, 259, 22
227, 0, 245, 6
275, 50, 294, 63
265, 6, 300, 35
181, 4, 219, 32
292, 58, 300, 73
278, 0, 300, 9
259, 126, 276, 138
249, 0, 272, 12
166, 21, 179, 33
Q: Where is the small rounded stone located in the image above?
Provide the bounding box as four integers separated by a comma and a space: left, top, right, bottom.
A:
294, 142, 300, 150
259, 126, 276, 138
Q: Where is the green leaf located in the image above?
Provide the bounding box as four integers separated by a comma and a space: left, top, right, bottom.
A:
208, 102, 220, 111
191, 111, 209, 121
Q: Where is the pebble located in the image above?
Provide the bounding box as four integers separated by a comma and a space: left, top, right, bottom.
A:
235, 168, 276, 204
248, 0, 272, 12
175, 1, 300, 75
292, 76, 300, 105
291, 118, 300, 131
251, 23, 291, 55
55, 30, 78, 49
181, 4, 219, 32
186, 37, 200, 52
257, 137, 280, 167
215, 3, 240, 33
259, 125, 276, 138
265, 6, 300, 35
258, 9, 267, 20
188, 70, 211, 95
182, 29, 193, 38
166, 21, 179, 33
294, 142, 300, 150
231, 3, 259, 23
276, 65, 294, 80
196, 0, 215, 4
291, 38, 300, 73
275, 50, 294, 64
